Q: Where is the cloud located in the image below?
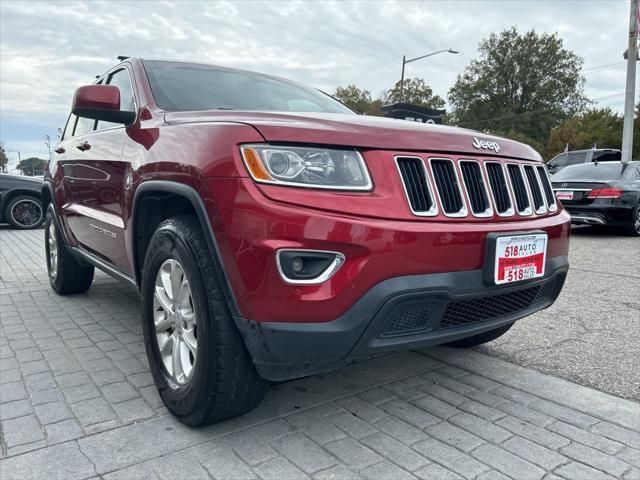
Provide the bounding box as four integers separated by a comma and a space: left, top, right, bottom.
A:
0, 0, 633, 158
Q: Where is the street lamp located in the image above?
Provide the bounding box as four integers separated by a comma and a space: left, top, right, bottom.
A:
399, 48, 459, 100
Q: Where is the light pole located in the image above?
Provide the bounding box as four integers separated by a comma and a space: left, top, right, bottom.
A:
621, 0, 638, 164
400, 48, 459, 100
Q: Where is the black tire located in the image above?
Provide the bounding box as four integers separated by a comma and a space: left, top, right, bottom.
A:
45, 206, 94, 294
5, 195, 44, 229
625, 203, 640, 237
141, 215, 268, 426
445, 322, 514, 348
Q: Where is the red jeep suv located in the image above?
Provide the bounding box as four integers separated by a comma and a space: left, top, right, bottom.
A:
43, 58, 570, 426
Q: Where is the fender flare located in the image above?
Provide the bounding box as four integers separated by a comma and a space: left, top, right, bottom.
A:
131, 180, 241, 316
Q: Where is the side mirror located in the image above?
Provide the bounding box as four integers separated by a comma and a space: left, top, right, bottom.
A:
71, 85, 136, 125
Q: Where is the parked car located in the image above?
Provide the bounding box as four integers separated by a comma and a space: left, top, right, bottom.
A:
552, 161, 640, 235
0, 173, 45, 229
547, 148, 621, 175
43, 58, 571, 426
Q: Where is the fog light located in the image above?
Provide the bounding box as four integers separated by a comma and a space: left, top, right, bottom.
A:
276, 250, 345, 285
292, 257, 304, 273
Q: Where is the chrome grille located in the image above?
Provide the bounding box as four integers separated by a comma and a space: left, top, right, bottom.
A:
395, 156, 550, 219
395, 157, 437, 216
430, 159, 466, 216
523, 165, 546, 213
536, 166, 557, 211
460, 161, 492, 217
486, 162, 514, 216
506, 164, 532, 215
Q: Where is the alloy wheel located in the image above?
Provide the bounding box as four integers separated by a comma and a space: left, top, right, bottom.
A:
10, 199, 43, 227
635, 206, 640, 233
153, 259, 198, 387
48, 222, 58, 279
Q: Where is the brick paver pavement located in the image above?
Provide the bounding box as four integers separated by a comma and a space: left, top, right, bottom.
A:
1, 227, 639, 480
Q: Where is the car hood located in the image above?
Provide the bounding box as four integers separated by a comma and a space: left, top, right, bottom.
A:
163, 111, 541, 161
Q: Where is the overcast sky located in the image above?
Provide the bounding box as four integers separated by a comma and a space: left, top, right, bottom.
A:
0, 0, 633, 166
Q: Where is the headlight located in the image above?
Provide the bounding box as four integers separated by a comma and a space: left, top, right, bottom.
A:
241, 145, 372, 190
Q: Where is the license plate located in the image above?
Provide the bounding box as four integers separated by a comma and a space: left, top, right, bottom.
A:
556, 191, 573, 201
494, 234, 547, 285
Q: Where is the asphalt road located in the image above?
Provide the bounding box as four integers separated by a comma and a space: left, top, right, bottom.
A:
476, 225, 640, 401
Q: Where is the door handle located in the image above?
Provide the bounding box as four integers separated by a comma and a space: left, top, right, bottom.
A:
54, 146, 66, 154
76, 141, 91, 151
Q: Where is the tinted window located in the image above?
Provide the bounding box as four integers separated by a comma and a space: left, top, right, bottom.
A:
552, 163, 624, 182
143, 60, 353, 114
549, 153, 569, 167
567, 152, 587, 165
97, 68, 136, 130
592, 151, 621, 162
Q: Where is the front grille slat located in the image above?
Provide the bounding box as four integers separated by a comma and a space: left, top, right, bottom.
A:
396, 157, 435, 215
536, 165, 557, 211
507, 164, 531, 214
524, 165, 545, 212
486, 163, 512, 214
431, 159, 465, 215
460, 161, 490, 215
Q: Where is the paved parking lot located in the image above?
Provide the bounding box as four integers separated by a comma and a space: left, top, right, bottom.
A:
1, 226, 639, 480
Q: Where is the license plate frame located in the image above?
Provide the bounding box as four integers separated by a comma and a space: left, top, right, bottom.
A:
483, 231, 548, 286
556, 191, 574, 201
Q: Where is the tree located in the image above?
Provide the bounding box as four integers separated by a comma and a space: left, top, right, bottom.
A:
448, 28, 589, 145
547, 108, 623, 156
0, 143, 8, 173
333, 85, 373, 114
385, 78, 445, 109
17, 157, 46, 176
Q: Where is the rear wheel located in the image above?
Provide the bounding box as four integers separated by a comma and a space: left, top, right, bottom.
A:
141, 215, 267, 426
45, 206, 94, 294
445, 322, 514, 348
626, 203, 640, 236
5, 195, 44, 229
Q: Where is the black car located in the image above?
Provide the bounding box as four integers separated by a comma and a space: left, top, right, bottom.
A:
552, 161, 640, 236
547, 148, 621, 175
0, 174, 45, 229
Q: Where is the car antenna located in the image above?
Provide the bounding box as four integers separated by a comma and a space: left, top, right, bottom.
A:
117, 55, 129, 61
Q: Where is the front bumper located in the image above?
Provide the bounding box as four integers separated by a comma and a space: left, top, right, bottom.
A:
235, 255, 569, 381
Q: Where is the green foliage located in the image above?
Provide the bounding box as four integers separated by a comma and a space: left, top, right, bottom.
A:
448, 27, 589, 145
547, 108, 623, 157
386, 78, 445, 109
17, 157, 46, 176
0, 143, 8, 173
333, 85, 374, 114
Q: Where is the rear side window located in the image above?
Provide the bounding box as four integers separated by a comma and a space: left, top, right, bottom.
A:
549, 154, 569, 167
74, 116, 96, 137
567, 152, 587, 165
61, 114, 77, 141
592, 151, 622, 162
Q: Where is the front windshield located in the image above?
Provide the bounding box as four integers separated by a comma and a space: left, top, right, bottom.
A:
143, 60, 353, 114
552, 163, 624, 182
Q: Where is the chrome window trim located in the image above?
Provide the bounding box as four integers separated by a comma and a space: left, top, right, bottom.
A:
483, 161, 515, 217
536, 165, 558, 212
428, 157, 468, 218
506, 162, 533, 216
394, 155, 439, 217
522, 164, 547, 215
275, 249, 345, 285
458, 159, 493, 218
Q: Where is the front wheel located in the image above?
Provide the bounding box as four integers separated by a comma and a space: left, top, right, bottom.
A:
141, 215, 267, 426
445, 322, 514, 348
